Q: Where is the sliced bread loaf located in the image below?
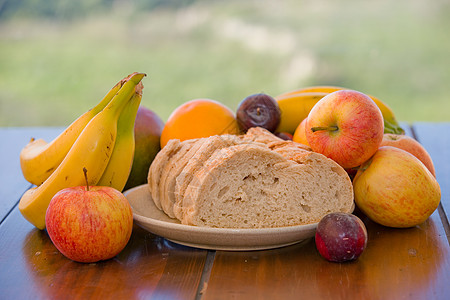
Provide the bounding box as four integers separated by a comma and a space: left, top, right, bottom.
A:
148, 127, 354, 228
180, 143, 353, 228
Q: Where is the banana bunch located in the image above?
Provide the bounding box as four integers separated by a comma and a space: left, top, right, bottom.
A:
19, 72, 146, 229
275, 86, 405, 135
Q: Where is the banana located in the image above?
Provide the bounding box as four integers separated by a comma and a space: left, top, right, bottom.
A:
275, 92, 328, 134
97, 82, 143, 191
20, 75, 128, 186
277, 86, 345, 97
275, 86, 405, 135
19, 73, 146, 229
366, 94, 405, 135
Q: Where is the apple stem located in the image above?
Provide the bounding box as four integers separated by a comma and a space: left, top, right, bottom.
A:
83, 167, 90, 191
310, 125, 339, 133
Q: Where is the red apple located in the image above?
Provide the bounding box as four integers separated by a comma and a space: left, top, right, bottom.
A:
353, 146, 441, 228
45, 177, 133, 263
380, 133, 436, 177
305, 90, 384, 169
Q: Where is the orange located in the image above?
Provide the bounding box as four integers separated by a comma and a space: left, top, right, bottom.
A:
160, 99, 240, 148
292, 118, 309, 146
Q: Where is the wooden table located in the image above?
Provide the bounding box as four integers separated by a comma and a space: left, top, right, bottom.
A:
1, 124, 449, 300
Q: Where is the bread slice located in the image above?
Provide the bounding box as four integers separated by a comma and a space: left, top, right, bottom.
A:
159, 138, 204, 218
173, 134, 243, 219
180, 143, 354, 228
159, 139, 199, 218
147, 139, 182, 210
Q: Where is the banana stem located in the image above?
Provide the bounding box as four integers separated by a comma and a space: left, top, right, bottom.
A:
104, 73, 146, 118
384, 120, 405, 135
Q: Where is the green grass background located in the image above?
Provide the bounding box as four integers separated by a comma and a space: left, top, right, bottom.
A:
0, 0, 449, 127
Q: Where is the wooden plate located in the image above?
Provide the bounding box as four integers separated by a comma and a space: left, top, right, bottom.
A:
124, 184, 319, 251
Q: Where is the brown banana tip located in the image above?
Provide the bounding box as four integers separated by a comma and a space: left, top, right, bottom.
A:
136, 82, 144, 95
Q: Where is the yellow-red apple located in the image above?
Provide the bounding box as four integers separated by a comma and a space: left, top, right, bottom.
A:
293, 118, 309, 146
45, 183, 133, 263
380, 133, 436, 177
305, 90, 384, 169
353, 146, 441, 228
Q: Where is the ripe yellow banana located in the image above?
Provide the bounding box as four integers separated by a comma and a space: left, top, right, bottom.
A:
278, 86, 345, 97
276, 86, 405, 135
275, 92, 328, 134
97, 82, 143, 191
20, 76, 127, 186
19, 73, 146, 229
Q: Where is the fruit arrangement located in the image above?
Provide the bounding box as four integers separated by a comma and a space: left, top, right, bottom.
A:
18, 74, 441, 263
232, 86, 440, 261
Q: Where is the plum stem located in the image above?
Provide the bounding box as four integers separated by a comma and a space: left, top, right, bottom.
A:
83, 167, 90, 191
310, 125, 339, 133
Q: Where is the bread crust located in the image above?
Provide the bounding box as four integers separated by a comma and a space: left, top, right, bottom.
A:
159, 139, 199, 218
147, 139, 182, 209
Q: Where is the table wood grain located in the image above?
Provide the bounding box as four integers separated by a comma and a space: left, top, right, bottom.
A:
0, 203, 208, 300
1, 125, 449, 300
413, 123, 450, 236
0, 127, 62, 221
203, 209, 450, 300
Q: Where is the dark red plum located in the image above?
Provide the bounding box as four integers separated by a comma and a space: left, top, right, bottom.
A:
315, 212, 368, 262
275, 132, 293, 140
236, 93, 281, 133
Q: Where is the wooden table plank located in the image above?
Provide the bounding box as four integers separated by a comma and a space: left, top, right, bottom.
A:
0, 127, 63, 221
0, 205, 208, 300
202, 209, 450, 300
412, 122, 450, 231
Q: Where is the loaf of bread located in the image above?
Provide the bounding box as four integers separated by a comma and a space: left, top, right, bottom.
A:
147, 127, 354, 228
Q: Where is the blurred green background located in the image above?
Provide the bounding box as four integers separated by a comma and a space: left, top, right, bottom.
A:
0, 0, 449, 127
